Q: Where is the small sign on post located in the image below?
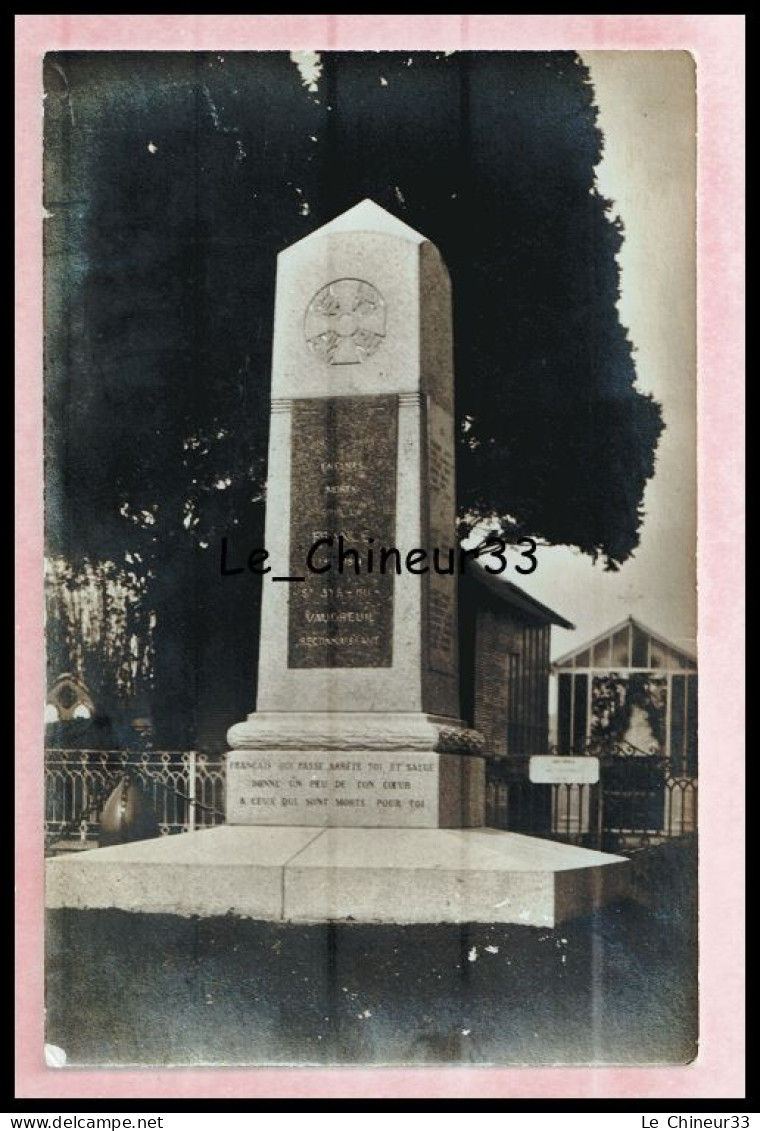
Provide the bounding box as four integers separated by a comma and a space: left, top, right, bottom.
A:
529, 755, 600, 785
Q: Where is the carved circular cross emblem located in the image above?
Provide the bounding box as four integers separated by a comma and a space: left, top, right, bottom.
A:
304, 279, 387, 365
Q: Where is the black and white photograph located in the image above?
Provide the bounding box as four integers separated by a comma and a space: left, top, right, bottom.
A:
40, 42, 703, 1071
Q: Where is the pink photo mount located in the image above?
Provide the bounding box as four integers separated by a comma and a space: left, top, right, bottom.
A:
16, 14, 745, 1102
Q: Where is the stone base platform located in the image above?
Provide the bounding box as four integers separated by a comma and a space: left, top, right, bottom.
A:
46, 826, 629, 928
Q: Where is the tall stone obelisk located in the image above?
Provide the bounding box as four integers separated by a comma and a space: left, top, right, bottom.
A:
226, 200, 485, 828
47, 200, 628, 926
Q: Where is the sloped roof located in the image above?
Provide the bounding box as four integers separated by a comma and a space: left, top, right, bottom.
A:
462, 560, 574, 629
552, 615, 697, 668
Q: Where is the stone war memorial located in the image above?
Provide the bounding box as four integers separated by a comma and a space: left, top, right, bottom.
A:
47, 201, 627, 927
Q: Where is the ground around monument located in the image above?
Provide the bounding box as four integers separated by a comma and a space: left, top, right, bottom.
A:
45, 839, 697, 1067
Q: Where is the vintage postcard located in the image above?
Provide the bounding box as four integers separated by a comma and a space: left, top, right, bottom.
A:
16, 15, 744, 1102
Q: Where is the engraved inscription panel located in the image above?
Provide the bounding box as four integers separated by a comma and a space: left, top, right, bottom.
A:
227, 753, 440, 828
288, 396, 397, 668
427, 400, 457, 674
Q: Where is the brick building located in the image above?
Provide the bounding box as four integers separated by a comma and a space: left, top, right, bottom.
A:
459, 562, 573, 759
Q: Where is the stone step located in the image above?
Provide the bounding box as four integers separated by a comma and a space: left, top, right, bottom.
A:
45, 825, 629, 928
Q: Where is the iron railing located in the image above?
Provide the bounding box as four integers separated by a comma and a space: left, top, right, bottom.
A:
47, 742, 697, 857
45, 749, 225, 852
486, 740, 697, 854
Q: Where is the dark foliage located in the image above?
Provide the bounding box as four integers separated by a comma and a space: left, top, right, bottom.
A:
44, 49, 662, 566
43, 51, 663, 742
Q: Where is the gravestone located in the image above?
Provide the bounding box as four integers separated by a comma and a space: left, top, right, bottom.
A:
226, 200, 486, 828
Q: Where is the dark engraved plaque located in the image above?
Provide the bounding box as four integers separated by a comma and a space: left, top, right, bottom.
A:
288, 396, 398, 668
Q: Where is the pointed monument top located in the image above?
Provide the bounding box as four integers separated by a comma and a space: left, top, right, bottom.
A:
287, 199, 428, 252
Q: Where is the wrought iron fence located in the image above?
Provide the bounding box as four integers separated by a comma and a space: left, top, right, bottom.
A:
47, 743, 697, 857
486, 741, 697, 854
45, 749, 225, 852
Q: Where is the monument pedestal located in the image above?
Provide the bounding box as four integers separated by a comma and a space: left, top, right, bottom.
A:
227, 711, 486, 828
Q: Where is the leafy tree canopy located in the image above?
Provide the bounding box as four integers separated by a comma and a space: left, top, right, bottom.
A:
43, 51, 664, 746
45, 49, 662, 573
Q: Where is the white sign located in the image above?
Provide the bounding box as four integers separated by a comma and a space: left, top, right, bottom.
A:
529, 755, 600, 785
